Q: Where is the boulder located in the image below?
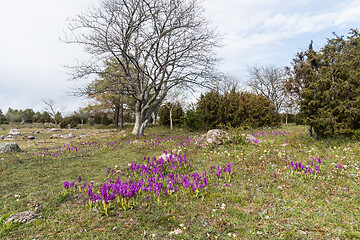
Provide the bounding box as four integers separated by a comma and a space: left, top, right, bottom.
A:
50, 134, 62, 139
47, 128, 61, 133
23, 136, 38, 140
8, 129, 21, 136
196, 129, 232, 147
50, 133, 75, 139
158, 151, 173, 160
5, 205, 42, 225
0, 143, 21, 153
62, 133, 75, 139
0, 135, 5, 140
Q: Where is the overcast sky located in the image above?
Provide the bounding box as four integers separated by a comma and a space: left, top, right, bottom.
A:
1, 0, 359, 114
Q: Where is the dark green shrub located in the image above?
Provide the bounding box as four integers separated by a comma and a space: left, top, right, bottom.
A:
198, 89, 280, 129
182, 105, 205, 132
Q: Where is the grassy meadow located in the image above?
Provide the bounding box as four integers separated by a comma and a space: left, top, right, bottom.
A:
0, 124, 360, 239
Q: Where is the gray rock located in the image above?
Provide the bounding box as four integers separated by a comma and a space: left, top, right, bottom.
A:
47, 128, 62, 133
5, 205, 42, 225
0, 135, 5, 140
24, 136, 38, 140
196, 129, 232, 147
50, 134, 62, 139
0, 143, 21, 153
62, 133, 75, 139
50, 133, 75, 139
8, 129, 21, 136
158, 151, 172, 160
4, 135, 15, 141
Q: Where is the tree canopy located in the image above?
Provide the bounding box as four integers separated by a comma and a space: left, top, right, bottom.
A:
65, 0, 220, 135
285, 29, 360, 138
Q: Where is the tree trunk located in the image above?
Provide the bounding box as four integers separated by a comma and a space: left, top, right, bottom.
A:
132, 112, 150, 135
152, 111, 157, 124
170, 105, 174, 130
132, 100, 160, 135
114, 104, 120, 127
132, 100, 150, 135
119, 103, 124, 128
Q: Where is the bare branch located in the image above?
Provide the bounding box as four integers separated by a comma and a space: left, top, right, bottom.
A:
63, 0, 221, 135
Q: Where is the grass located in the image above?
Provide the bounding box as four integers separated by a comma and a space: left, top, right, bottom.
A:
0, 123, 359, 239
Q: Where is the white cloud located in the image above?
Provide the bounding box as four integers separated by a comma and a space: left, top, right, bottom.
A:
1, 0, 360, 112
202, 0, 360, 73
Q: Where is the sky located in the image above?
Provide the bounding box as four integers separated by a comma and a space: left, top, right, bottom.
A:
0, 0, 360, 115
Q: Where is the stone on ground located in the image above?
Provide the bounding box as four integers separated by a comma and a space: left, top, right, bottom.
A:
8, 129, 21, 136
5, 205, 42, 225
196, 129, 232, 147
0, 142, 21, 153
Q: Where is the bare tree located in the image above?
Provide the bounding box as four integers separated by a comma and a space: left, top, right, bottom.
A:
247, 65, 287, 111
163, 89, 187, 130
215, 73, 242, 94
64, 0, 220, 135
42, 99, 64, 126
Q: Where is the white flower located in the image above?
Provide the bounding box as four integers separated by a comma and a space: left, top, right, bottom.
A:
151, 234, 156, 237
228, 233, 232, 236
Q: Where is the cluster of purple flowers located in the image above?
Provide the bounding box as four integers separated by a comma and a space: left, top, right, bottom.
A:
24, 135, 193, 159
135, 135, 193, 148
249, 130, 293, 138
240, 130, 303, 145
287, 157, 322, 174
63, 151, 233, 212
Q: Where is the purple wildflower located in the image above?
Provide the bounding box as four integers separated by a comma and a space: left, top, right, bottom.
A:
63, 181, 70, 189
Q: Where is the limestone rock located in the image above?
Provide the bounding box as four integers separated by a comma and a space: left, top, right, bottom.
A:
196, 129, 232, 147
8, 129, 21, 136
158, 151, 173, 160
5, 205, 42, 225
47, 128, 61, 133
23, 136, 38, 140
50, 134, 62, 139
62, 133, 75, 139
4, 135, 15, 141
0, 142, 21, 153
50, 133, 75, 139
